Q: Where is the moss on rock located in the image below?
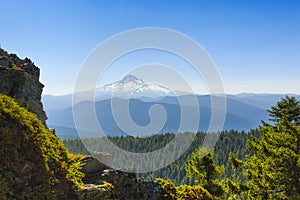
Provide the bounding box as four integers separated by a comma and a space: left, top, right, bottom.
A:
0, 94, 84, 199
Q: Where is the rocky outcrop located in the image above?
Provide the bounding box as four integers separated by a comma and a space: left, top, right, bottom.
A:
80, 155, 112, 184
0, 49, 82, 199
77, 169, 162, 200
0, 48, 47, 123
77, 156, 162, 200
0, 94, 79, 200
0, 48, 165, 199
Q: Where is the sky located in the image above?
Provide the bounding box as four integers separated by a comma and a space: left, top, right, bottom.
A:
0, 0, 299, 95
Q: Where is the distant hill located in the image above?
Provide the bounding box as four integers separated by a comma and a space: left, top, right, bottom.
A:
47, 97, 257, 137
45, 96, 269, 138
227, 93, 300, 109
43, 75, 299, 137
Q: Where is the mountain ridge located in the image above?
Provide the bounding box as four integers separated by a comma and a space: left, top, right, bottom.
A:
42, 75, 299, 137
46, 96, 265, 137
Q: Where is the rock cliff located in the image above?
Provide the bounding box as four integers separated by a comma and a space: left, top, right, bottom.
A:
0, 49, 165, 199
0, 49, 81, 199
77, 157, 162, 200
0, 48, 47, 123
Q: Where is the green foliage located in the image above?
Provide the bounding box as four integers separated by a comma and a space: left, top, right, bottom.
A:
18, 184, 56, 200
221, 178, 248, 200
244, 119, 300, 199
66, 154, 85, 188
267, 95, 300, 126
10, 63, 22, 71
156, 178, 212, 200
0, 173, 12, 200
229, 153, 243, 170
102, 181, 114, 190
156, 178, 177, 199
176, 185, 212, 200
185, 147, 224, 197
62, 96, 300, 199
0, 94, 84, 199
229, 96, 300, 199
64, 130, 249, 186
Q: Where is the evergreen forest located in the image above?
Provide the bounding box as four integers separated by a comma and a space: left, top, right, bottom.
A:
64, 96, 300, 199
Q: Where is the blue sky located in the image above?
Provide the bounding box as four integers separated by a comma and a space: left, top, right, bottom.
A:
0, 0, 299, 95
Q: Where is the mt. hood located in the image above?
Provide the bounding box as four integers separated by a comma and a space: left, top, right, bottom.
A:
95, 74, 173, 99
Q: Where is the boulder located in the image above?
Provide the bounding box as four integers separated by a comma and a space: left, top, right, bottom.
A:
76, 184, 112, 200
80, 154, 113, 184
0, 48, 47, 124
77, 165, 162, 200
81, 152, 112, 174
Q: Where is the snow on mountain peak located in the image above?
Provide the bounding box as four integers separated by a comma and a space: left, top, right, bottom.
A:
120, 74, 141, 83
96, 74, 173, 98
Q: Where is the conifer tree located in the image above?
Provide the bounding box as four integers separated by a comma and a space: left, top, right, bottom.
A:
267, 95, 300, 126
230, 96, 300, 199
185, 147, 224, 198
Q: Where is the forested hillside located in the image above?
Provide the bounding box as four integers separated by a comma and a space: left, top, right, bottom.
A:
64, 96, 300, 199
63, 130, 254, 185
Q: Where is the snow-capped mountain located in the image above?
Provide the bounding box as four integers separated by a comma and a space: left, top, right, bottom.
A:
95, 74, 173, 99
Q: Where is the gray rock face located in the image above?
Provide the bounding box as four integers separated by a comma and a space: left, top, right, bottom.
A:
99, 169, 162, 199
81, 155, 112, 184
81, 156, 109, 174
77, 184, 111, 200
0, 48, 47, 123
77, 156, 162, 200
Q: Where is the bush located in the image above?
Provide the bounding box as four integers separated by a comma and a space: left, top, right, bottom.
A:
177, 185, 212, 200
156, 178, 177, 199
156, 178, 212, 200
0, 94, 84, 199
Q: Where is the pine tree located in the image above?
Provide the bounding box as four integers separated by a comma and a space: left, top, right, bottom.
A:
230, 96, 300, 199
267, 95, 300, 126
185, 147, 224, 198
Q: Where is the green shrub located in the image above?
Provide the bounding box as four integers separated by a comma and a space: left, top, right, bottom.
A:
0, 94, 84, 199
156, 178, 212, 200
156, 178, 177, 199
176, 184, 212, 200
0, 173, 12, 200
10, 63, 22, 71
